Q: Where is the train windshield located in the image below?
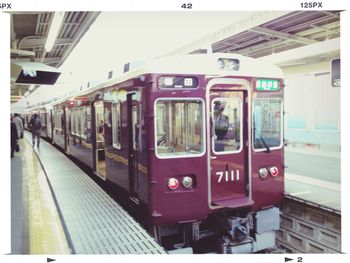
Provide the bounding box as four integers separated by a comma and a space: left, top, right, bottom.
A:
253, 99, 283, 151
212, 98, 242, 154
155, 99, 204, 158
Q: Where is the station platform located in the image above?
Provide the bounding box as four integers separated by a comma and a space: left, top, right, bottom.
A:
11, 132, 166, 254
285, 147, 341, 213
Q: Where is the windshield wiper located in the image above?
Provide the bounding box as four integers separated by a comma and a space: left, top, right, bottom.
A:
258, 134, 271, 153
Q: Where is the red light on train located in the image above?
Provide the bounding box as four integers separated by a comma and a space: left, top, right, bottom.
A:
269, 166, 279, 177
168, 178, 179, 190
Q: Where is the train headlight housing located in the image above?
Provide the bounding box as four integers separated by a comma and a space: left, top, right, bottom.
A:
269, 166, 279, 177
182, 176, 193, 189
258, 168, 268, 178
168, 178, 179, 190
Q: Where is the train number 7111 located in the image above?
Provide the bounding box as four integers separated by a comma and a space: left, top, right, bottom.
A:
216, 170, 240, 183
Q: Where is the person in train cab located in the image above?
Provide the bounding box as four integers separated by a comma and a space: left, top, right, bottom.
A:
13, 113, 23, 139
29, 113, 42, 148
11, 116, 18, 158
214, 101, 229, 152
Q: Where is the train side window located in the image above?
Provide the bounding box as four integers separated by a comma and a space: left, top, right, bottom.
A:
40, 112, 46, 126
112, 103, 121, 149
70, 110, 75, 135
253, 99, 283, 151
80, 108, 87, 139
54, 110, 62, 132
155, 99, 204, 158
76, 109, 81, 136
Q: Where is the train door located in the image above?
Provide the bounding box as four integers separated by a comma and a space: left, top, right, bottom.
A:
209, 88, 253, 208
93, 100, 106, 179
127, 93, 139, 198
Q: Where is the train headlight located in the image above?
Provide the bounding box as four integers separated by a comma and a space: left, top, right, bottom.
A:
168, 178, 179, 190
269, 166, 279, 177
182, 176, 193, 188
258, 168, 268, 178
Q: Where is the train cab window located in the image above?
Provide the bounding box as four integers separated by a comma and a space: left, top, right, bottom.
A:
253, 99, 283, 151
112, 103, 121, 149
212, 98, 242, 154
155, 99, 204, 158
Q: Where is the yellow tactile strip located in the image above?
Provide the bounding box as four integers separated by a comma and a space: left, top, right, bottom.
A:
25, 132, 166, 254
20, 139, 70, 254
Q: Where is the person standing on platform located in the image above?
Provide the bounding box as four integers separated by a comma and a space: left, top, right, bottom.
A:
29, 113, 42, 148
13, 113, 23, 139
11, 116, 18, 158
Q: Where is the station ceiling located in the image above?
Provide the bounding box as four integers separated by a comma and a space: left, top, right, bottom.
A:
10, 11, 100, 101
10, 11, 340, 105
212, 11, 340, 58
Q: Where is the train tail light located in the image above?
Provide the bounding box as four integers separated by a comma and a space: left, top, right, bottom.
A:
269, 166, 279, 177
258, 168, 268, 178
182, 176, 193, 188
168, 178, 179, 190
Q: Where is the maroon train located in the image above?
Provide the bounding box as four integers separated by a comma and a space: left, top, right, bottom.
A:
27, 54, 285, 253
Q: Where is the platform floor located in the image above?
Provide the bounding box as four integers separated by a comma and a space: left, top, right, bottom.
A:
11, 132, 166, 254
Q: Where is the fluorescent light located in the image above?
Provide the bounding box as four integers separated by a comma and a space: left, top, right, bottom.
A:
28, 84, 35, 91
45, 12, 65, 52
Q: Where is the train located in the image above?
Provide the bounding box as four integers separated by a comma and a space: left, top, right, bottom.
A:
23, 53, 285, 253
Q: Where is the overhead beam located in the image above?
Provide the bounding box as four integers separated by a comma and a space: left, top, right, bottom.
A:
19, 37, 73, 49
164, 11, 291, 56
259, 37, 340, 65
12, 56, 62, 64
249, 26, 318, 45
226, 38, 287, 56
11, 48, 35, 57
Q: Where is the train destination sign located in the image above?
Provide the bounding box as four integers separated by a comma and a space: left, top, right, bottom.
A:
255, 79, 280, 91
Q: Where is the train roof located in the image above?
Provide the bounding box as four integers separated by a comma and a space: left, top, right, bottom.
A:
75, 53, 283, 96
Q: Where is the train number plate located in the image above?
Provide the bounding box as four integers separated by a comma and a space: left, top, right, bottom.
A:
216, 170, 240, 183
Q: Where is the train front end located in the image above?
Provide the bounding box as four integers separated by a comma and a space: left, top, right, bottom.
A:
147, 54, 284, 252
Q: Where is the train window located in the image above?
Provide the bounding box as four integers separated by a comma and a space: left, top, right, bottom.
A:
80, 108, 87, 139
76, 109, 81, 136
70, 110, 75, 135
112, 103, 121, 149
253, 99, 283, 151
155, 99, 204, 158
212, 98, 242, 154
54, 110, 62, 131
40, 113, 46, 126
132, 106, 138, 150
